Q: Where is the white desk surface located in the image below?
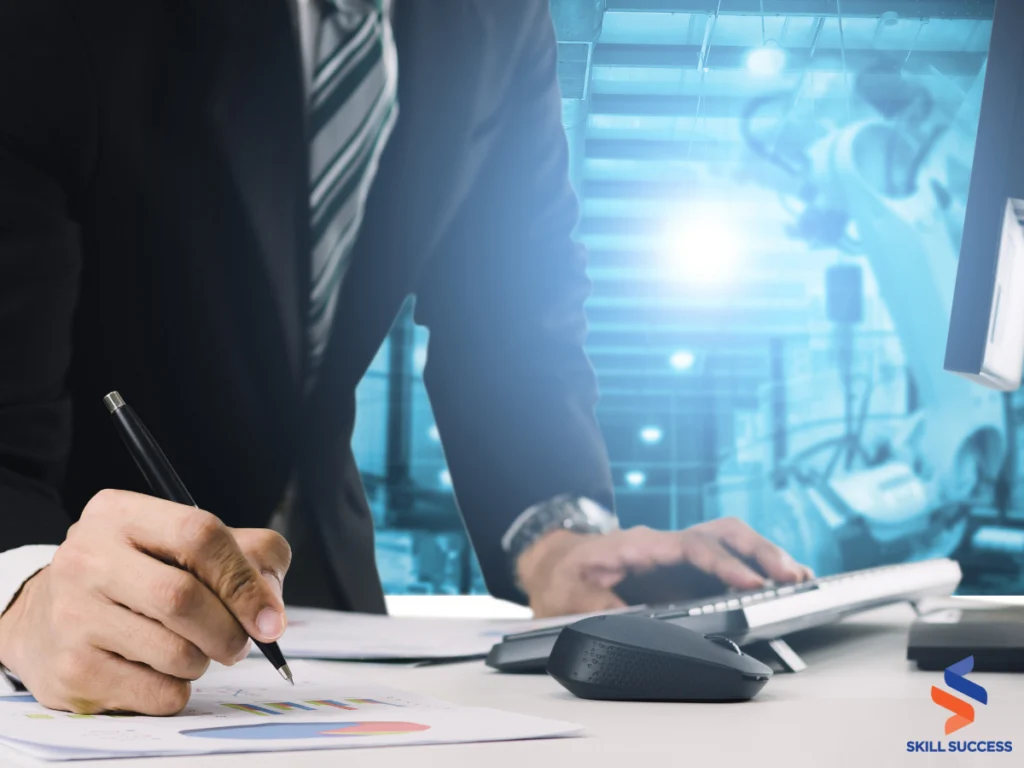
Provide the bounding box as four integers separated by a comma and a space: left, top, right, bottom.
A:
24, 602, 1024, 768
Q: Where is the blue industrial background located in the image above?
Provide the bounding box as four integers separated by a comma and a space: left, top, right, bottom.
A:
353, 0, 1024, 597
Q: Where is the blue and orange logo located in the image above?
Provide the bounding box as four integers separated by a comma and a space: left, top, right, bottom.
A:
931, 656, 987, 735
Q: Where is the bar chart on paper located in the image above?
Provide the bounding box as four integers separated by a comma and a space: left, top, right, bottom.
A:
193, 696, 430, 740
0, 661, 582, 761
219, 697, 398, 715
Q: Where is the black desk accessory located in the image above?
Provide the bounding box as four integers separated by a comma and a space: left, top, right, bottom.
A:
908, 605, 1024, 672
546, 614, 773, 702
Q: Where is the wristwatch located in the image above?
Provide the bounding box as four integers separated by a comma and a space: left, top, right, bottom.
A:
501, 495, 618, 568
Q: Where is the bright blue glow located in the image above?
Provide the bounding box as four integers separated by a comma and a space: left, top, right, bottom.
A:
662, 208, 742, 282
640, 426, 663, 444
438, 469, 452, 489
427, 424, 441, 442
669, 350, 696, 371
746, 44, 786, 77
352, 5, 1019, 598
625, 471, 646, 488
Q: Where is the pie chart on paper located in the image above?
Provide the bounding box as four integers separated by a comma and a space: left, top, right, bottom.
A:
180, 721, 432, 740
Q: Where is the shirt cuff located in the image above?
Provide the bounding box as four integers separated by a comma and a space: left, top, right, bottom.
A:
0, 545, 59, 693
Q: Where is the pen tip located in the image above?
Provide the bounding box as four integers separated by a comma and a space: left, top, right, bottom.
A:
279, 664, 294, 685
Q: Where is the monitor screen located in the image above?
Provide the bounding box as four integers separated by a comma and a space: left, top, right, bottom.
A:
945, 0, 1024, 390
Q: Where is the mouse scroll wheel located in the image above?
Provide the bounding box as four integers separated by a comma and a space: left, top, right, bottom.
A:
706, 635, 742, 654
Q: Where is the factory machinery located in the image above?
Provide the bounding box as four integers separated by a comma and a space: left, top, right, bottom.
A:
724, 56, 1024, 593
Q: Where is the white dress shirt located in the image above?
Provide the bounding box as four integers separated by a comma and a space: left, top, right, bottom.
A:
0, 545, 59, 689
293, 0, 319, 90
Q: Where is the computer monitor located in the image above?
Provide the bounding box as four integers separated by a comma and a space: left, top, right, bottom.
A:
945, 0, 1024, 391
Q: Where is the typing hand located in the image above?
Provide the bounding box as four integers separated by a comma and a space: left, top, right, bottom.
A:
516, 517, 813, 618
0, 490, 291, 715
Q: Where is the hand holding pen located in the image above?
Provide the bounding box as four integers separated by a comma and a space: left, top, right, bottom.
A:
103, 392, 293, 685
0, 394, 293, 717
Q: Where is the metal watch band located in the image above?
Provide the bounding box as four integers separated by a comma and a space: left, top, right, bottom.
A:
502, 495, 617, 569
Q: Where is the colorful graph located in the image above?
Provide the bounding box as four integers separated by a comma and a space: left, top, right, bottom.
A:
181, 721, 431, 740
307, 700, 356, 710
265, 702, 316, 711
221, 699, 397, 716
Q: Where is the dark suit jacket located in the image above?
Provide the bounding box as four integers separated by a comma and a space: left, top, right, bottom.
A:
0, 0, 614, 612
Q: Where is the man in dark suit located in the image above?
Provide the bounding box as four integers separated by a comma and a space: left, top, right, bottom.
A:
0, 0, 811, 715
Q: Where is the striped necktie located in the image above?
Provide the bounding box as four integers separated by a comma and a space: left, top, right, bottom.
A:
306, 0, 398, 386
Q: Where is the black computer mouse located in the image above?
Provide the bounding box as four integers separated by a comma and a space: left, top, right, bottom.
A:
546, 614, 773, 702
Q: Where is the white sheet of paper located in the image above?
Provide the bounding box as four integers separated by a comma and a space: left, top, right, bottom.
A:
274, 607, 584, 660
0, 661, 582, 761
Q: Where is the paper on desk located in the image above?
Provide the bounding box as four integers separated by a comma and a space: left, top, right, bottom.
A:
274, 606, 581, 661
0, 661, 583, 762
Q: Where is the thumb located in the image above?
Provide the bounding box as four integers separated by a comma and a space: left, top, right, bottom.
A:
260, 570, 283, 603
574, 527, 681, 587
580, 564, 628, 589
231, 528, 291, 603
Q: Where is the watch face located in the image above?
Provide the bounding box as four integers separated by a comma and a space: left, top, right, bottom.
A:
576, 497, 617, 532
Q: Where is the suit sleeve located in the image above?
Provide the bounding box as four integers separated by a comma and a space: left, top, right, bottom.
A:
0, 1, 94, 550
413, 2, 614, 603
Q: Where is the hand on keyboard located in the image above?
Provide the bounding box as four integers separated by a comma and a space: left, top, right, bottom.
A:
515, 517, 815, 618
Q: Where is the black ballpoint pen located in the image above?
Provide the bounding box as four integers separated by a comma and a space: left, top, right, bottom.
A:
103, 391, 294, 685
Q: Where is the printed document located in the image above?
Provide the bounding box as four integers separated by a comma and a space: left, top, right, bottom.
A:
0, 661, 582, 761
